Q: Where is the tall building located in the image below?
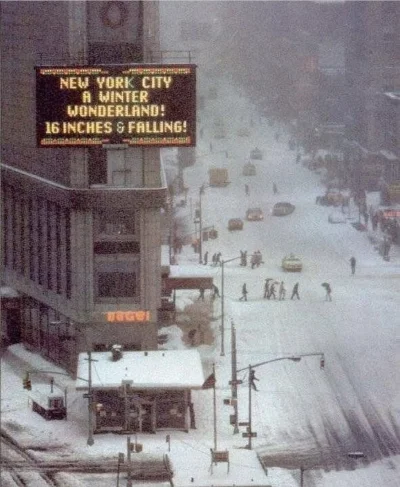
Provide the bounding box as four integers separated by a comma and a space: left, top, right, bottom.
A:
1, 1, 166, 374
344, 1, 400, 191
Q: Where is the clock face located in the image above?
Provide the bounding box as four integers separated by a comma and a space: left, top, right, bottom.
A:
101, 1, 128, 29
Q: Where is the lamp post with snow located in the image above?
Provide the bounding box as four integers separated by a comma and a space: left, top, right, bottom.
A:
235, 352, 325, 449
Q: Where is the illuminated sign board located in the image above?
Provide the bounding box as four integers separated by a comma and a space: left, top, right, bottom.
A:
383, 209, 400, 218
105, 311, 151, 322
35, 64, 196, 147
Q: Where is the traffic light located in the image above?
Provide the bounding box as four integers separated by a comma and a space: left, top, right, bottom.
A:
23, 373, 31, 390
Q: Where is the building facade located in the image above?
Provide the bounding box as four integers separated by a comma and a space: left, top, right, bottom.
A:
344, 1, 400, 191
1, 1, 166, 373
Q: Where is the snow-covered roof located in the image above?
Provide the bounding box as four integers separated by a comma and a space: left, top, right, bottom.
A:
75, 349, 205, 390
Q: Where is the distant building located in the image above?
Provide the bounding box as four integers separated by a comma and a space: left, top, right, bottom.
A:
0, 1, 166, 374
344, 1, 400, 191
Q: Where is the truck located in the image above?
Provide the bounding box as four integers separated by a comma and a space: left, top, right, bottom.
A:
208, 168, 229, 187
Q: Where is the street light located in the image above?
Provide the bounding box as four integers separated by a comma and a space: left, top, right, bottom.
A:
198, 184, 205, 264
233, 352, 325, 448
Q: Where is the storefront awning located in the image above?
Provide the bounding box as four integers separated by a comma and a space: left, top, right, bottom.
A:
75, 349, 205, 390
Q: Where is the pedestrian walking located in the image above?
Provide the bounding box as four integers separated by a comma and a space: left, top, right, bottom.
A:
250, 253, 257, 269
198, 288, 205, 301
216, 252, 222, 266
203, 251, 208, 265
290, 282, 300, 300
268, 283, 276, 300
240, 250, 245, 266
243, 250, 248, 267
239, 283, 248, 301
278, 281, 286, 300
245, 184, 250, 196
212, 284, 220, 299
322, 283, 332, 301
263, 279, 272, 299
350, 256, 356, 275
212, 253, 217, 266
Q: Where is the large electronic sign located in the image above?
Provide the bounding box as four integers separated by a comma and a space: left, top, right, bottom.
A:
35, 64, 196, 147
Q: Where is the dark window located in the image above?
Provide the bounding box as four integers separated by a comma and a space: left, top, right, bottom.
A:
88, 147, 107, 185
98, 272, 136, 297
96, 212, 136, 236
94, 241, 140, 254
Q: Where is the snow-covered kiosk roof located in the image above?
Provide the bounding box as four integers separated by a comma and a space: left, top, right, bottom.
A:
75, 349, 205, 390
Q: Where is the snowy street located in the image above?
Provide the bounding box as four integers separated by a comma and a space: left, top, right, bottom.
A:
1, 76, 400, 487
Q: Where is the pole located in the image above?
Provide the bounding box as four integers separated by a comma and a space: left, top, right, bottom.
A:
300, 466, 304, 487
87, 351, 94, 446
199, 186, 203, 264
213, 363, 217, 451
64, 387, 68, 420
127, 436, 132, 487
231, 322, 239, 433
248, 364, 252, 450
220, 260, 225, 356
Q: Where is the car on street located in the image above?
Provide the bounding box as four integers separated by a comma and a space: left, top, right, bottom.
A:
246, 208, 264, 221
282, 253, 303, 272
250, 147, 263, 160
242, 162, 256, 176
272, 201, 295, 216
228, 218, 244, 231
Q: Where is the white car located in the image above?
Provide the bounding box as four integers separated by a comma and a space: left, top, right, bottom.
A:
282, 254, 302, 272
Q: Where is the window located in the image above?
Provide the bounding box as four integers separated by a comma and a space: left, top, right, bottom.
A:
96, 212, 136, 237
98, 272, 136, 297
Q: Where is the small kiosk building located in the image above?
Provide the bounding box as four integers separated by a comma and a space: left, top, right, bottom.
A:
75, 349, 204, 434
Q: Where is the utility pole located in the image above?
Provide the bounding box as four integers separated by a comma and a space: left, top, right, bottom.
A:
212, 363, 217, 451
127, 436, 132, 487
231, 322, 239, 434
247, 364, 253, 450
221, 259, 225, 356
199, 184, 204, 264
86, 351, 94, 446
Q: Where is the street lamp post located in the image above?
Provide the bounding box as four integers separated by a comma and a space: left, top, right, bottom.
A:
198, 184, 205, 264
235, 353, 325, 448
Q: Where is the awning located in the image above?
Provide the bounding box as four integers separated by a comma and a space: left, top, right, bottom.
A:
164, 276, 213, 292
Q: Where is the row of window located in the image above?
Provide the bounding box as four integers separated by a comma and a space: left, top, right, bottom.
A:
2, 186, 72, 298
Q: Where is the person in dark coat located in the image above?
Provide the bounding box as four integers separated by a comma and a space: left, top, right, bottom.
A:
203, 251, 208, 265
243, 251, 248, 267
216, 252, 222, 266
263, 279, 270, 299
212, 284, 220, 299
198, 288, 205, 301
291, 282, 300, 300
239, 283, 248, 301
251, 253, 257, 269
212, 253, 217, 266
325, 283, 332, 301
268, 283, 276, 300
350, 256, 356, 275
278, 281, 286, 300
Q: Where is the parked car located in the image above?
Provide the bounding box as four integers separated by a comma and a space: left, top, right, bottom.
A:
250, 147, 263, 160
328, 212, 347, 224
282, 253, 302, 272
237, 127, 250, 137
228, 218, 244, 231
246, 208, 264, 221
272, 202, 295, 216
242, 162, 256, 176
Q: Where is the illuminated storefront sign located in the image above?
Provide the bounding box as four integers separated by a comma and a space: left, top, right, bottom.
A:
105, 311, 151, 322
36, 64, 196, 147
383, 209, 400, 218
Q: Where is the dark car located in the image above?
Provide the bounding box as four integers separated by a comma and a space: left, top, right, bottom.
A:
246, 208, 264, 221
242, 162, 256, 176
272, 202, 295, 216
250, 148, 263, 160
228, 218, 244, 231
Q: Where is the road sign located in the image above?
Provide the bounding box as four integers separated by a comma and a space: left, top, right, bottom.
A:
229, 379, 243, 385
238, 421, 249, 427
242, 432, 257, 438
82, 393, 92, 399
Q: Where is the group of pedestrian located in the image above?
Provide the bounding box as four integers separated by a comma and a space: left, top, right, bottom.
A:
211, 252, 222, 266
198, 284, 220, 301
250, 251, 263, 269
263, 280, 299, 300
